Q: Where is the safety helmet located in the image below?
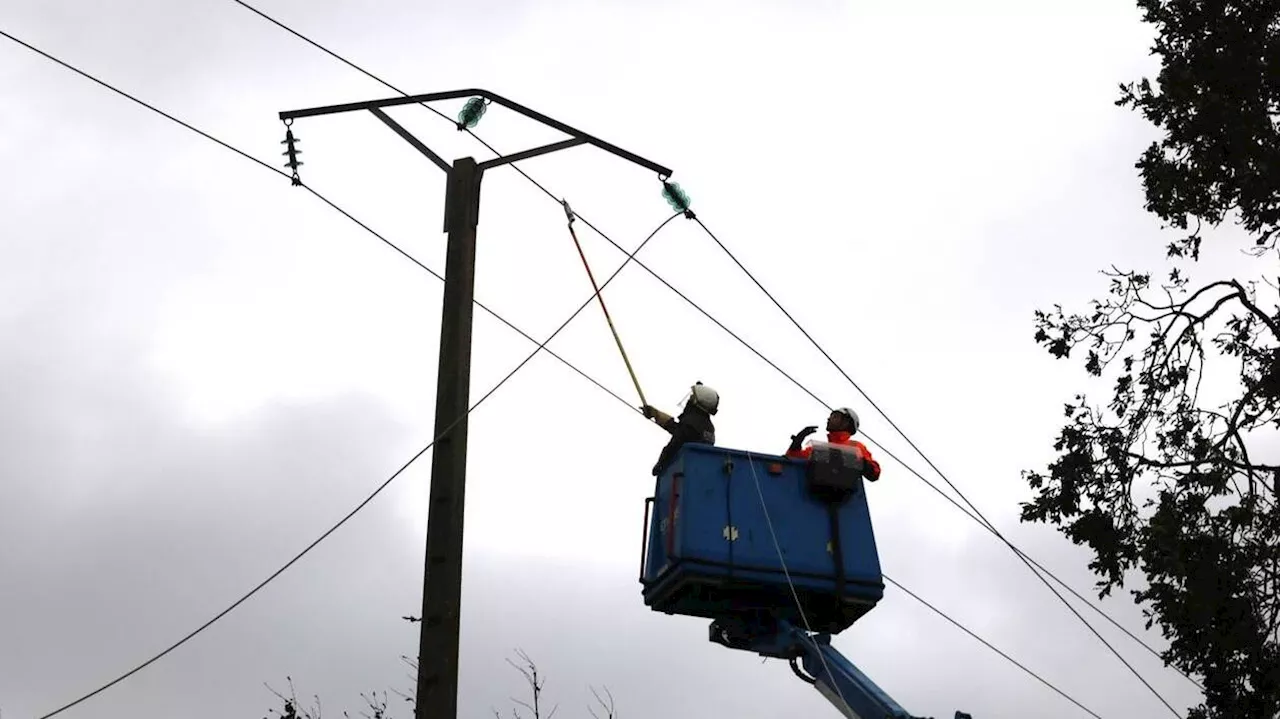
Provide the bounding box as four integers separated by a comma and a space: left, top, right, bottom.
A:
690, 381, 720, 415
833, 406, 859, 433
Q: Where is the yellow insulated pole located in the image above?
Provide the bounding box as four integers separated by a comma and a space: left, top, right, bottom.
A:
561, 199, 648, 409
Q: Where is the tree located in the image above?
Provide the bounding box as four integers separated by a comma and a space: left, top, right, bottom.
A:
1022, 1, 1280, 717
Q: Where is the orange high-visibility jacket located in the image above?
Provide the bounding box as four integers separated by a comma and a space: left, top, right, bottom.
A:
786, 431, 881, 481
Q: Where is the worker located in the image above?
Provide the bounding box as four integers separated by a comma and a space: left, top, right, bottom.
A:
641, 381, 719, 476
786, 407, 881, 481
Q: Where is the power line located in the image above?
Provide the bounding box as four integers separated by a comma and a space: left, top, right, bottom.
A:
0, 21, 1124, 719
749, 445, 1102, 718
215, 4, 1195, 713
540, 162, 1188, 713
38, 422, 441, 719
694, 214, 1003, 530
226, 35, 1131, 719
0, 22, 1169, 719
694, 214, 1197, 697
743, 452, 852, 713
0, 26, 682, 717
218, 3, 1198, 704
296, 181, 647, 414
217, 6, 980, 483
35, 201, 672, 718
227, 3, 839, 417
689, 218, 1190, 717
0, 29, 644, 419
225, 4, 834, 411
0, 29, 282, 178
881, 574, 1105, 718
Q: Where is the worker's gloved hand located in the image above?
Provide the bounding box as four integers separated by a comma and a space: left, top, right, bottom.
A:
788, 425, 818, 452
641, 405, 657, 419
793, 425, 818, 441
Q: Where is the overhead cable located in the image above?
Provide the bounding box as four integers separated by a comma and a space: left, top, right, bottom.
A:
1, 21, 1182, 719
219, 4, 1200, 699
215, 5, 1188, 713
689, 218, 1189, 717
0, 27, 678, 717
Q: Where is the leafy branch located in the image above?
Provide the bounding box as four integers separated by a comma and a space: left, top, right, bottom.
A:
1025, 259, 1280, 716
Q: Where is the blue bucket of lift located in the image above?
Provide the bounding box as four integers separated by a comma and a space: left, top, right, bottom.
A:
639, 443, 884, 634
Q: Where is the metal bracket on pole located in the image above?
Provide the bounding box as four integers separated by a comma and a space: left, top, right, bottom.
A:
369, 107, 451, 173
279, 87, 674, 179
477, 137, 587, 171
442, 156, 483, 233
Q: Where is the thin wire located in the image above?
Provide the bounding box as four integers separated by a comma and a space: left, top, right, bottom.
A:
298, 186, 644, 413
743, 452, 1103, 719
695, 215, 1002, 531
879, 445, 1196, 688
742, 451, 850, 712
221, 3, 834, 412
34, 198, 676, 719
229, 0, 453, 124
445, 68, 1158, 695
0, 27, 686, 716
880, 574, 1105, 719
5, 12, 1181, 716
39, 318, 577, 715
0, 28, 285, 179
35, 204, 669, 717
34, 211, 676, 718
459, 115, 1185, 714
212, 8, 1176, 664
276, 0, 1170, 674
690, 219, 1188, 716
0, 27, 637, 418
215, 4, 1193, 710
534, 152, 1191, 710
38, 418, 446, 718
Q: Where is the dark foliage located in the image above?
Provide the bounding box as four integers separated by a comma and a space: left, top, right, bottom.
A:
1118, 0, 1280, 261
1025, 2, 1280, 717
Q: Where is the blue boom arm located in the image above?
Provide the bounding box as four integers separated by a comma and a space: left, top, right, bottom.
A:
709, 616, 973, 719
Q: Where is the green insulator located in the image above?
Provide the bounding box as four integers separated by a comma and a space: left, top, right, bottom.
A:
458, 97, 487, 128
662, 181, 691, 212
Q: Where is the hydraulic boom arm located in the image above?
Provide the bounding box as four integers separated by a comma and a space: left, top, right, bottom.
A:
709, 616, 973, 719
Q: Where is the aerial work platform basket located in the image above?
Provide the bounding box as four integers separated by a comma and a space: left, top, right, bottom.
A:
639, 442, 885, 635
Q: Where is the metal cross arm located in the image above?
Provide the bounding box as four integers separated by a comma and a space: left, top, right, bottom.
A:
476, 137, 586, 172
368, 107, 450, 173
278, 87, 674, 178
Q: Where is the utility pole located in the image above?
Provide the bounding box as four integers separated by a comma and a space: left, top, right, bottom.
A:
278, 89, 673, 719
418, 154, 481, 719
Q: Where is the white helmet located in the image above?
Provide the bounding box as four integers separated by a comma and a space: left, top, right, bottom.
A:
833, 406, 859, 433
690, 382, 720, 415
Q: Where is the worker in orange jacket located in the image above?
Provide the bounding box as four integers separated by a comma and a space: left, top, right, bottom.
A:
785, 407, 881, 481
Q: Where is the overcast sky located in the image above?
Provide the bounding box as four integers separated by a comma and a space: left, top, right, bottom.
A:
0, 1, 1235, 718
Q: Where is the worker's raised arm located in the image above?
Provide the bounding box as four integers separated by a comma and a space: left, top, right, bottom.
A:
785, 425, 818, 457
642, 405, 677, 433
